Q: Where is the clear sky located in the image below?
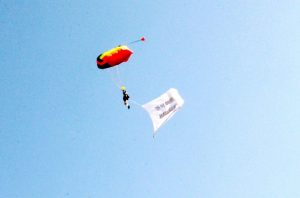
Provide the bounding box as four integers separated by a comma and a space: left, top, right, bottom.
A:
1, 1, 300, 197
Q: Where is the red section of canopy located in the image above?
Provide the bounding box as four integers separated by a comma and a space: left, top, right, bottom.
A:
99, 48, 133, 68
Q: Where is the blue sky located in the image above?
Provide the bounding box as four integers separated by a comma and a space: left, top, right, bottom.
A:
1, 1, 300, 197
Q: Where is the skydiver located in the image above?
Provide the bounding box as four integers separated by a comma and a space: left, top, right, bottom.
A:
122, 89, 130, 109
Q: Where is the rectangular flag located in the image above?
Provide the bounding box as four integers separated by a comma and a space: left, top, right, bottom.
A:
142, 88, 184, 133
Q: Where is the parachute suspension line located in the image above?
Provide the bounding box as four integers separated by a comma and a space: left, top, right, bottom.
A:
110, 75, 120, 89
116, 66, 124, 88
107, 66, 127, 90
109, 68, 123, 89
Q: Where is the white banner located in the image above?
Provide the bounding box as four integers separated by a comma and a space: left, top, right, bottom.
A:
142, 88, 184, 133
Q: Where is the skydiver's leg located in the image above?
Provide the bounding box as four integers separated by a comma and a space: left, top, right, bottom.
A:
124, 100, 130, 109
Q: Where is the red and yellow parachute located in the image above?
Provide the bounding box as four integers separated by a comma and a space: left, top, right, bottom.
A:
96, 45, 133, 69
96, 37, 145, 69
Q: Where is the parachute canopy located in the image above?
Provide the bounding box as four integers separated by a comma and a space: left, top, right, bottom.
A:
142, 88, 184, 134
97, 45, 133, 69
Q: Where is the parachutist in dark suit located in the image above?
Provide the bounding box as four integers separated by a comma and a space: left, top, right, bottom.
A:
122, 90, 130, 109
